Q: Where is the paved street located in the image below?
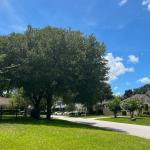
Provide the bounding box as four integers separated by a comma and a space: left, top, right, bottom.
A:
53, 115, 150, 139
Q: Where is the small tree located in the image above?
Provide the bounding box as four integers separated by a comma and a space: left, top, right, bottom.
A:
11, 88, 30, 117
121, 99, 142, 118
11, 88, 26, 108
107, 97, 121, 118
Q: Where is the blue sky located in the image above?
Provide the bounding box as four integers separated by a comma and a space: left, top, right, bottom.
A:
0, 0, 150, 95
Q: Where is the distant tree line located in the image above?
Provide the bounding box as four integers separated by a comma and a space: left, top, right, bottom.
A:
0, 25, 112, 119
123, 84, 150, 99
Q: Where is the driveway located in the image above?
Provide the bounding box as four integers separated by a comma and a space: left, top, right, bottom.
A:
52, 115, 150, 139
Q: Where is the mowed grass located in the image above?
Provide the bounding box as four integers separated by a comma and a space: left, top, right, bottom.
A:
98, 116, 150, 126
0, 116, 150, 150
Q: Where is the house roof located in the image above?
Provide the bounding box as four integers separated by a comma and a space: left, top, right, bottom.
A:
125, 93, 150, 105
0, 97, 11, 106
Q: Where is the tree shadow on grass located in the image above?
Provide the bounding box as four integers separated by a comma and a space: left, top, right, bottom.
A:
106, 116, 146, 120
0, 116, 127, 134
76, 121, 127, 133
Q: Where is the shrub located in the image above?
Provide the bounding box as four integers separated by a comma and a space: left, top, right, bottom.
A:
107, 97, 121, 118
121, 99, 143, 118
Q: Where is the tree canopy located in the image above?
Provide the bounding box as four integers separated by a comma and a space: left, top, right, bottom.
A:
121, 99, 143, 118
0, 25, 111, 119
107, 97, 121, 118
123, 84, 150, 99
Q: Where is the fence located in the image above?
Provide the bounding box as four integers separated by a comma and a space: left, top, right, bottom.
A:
0, 106, 22, 118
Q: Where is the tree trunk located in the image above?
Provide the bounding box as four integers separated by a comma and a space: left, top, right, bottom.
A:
114, 112, 117, 118
130, 111, 134, 118
87, 104, 94, 115
15, 106, 18, 118
32, 101, 40, 119
31, 95, 41, 119
137, 108, 141, 116
46, 93, 52, 120
24, 105, 27, 118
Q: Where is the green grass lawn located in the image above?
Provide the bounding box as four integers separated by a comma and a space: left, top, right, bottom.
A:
98, 116, 150, 126
0, 116, 150, 150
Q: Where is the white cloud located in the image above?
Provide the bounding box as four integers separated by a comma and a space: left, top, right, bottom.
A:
118, 0, 150, 11
114, 92, 121, 96
142, 0, 150, 11
105, 53, 134, 81
138, 77, 150, 84
114, 86, 118, 90
142, 0, 150, 6
118, 0, 128, 6
128, 55, 139, 64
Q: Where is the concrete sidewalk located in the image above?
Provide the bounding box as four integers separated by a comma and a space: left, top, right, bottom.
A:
52, 115, 150, 139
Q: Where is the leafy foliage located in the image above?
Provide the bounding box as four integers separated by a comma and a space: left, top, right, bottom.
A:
121, 99, 143, 118
123, 89, 133, 99
133, 84, 150, 94
11, 88, 29, 109
123, 84, 150, 99
107, 97, 121, 118
0, 25, 110, 118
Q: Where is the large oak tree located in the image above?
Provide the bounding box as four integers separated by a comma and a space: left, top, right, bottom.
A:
0, 25, 110, 119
